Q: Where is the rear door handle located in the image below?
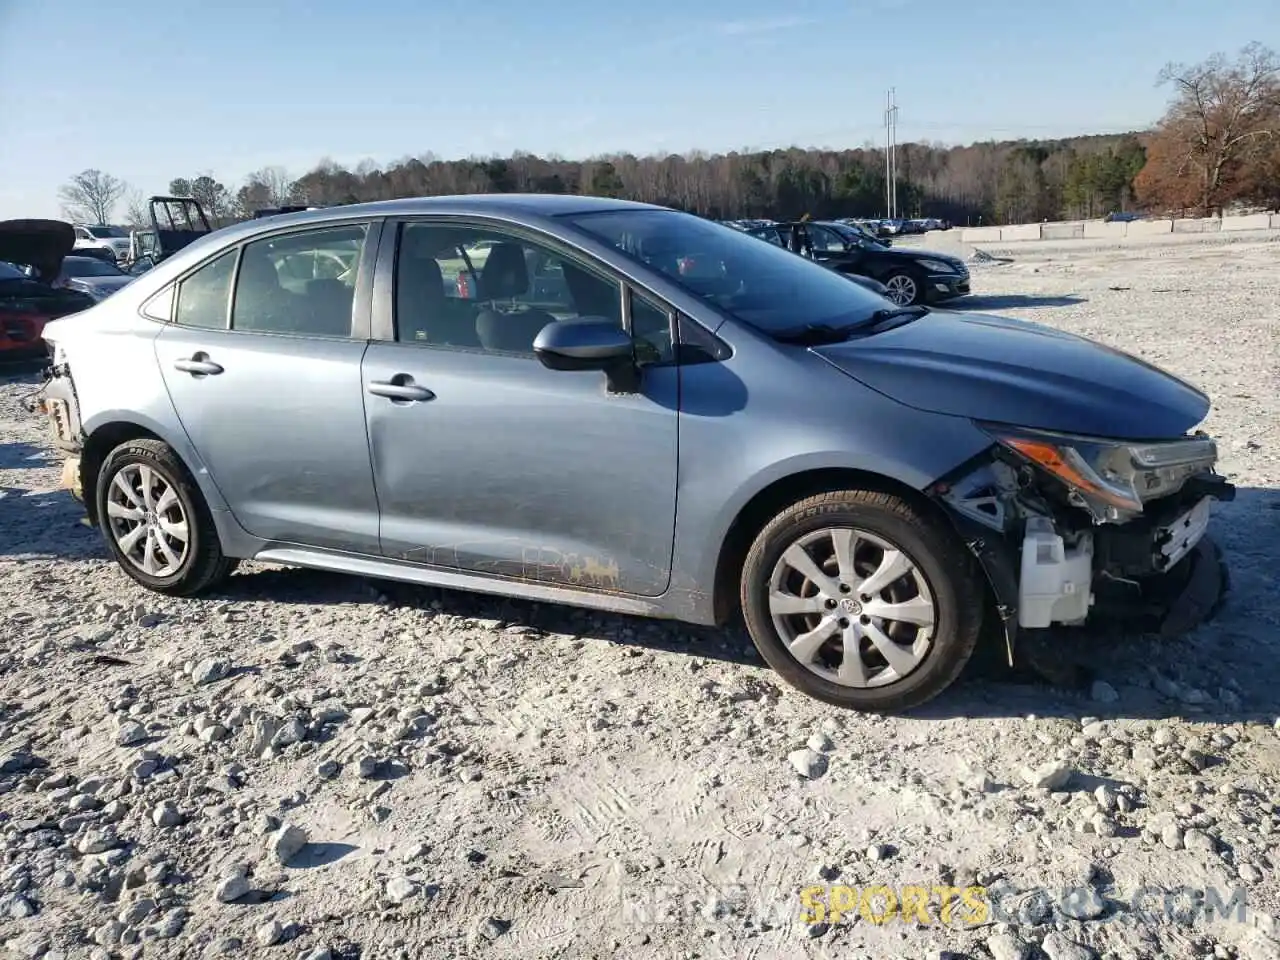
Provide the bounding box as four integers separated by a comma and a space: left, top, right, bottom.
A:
173, 354, 223, 376
367, 380, 434, 402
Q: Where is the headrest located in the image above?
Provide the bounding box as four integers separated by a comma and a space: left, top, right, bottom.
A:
478, 243, 529, 299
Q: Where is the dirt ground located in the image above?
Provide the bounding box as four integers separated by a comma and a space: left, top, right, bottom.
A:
1, 235, 1279, 960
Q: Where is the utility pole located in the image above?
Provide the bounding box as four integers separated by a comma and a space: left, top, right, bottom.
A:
884, 90, 892, 219
891, 87, 898, 218
884, 87, 899, 219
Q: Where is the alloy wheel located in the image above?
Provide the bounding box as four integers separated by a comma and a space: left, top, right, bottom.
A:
106, 463, 190, 578
884, 274, 918, 305
767, 526, 936, 688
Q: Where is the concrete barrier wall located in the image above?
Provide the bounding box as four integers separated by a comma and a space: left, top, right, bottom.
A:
1083, 221, 1128, 240
1126, 219, 1174, 236
1001, 224, 1042, 241
1221, 213, 1273, 231
1173, 218, 1221, 233
1042, 222, 1085, 241
959, 213, 1277, 244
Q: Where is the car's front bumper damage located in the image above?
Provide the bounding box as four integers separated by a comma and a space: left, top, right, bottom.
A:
930, 441, 1233, 664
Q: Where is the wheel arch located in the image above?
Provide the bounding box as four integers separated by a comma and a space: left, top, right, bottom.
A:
80, 412, 226, 525
710, 465, 959, 626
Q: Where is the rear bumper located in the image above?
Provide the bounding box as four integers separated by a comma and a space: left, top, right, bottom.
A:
60, 455, 83, 501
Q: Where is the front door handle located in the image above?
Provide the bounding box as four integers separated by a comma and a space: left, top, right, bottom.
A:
173, 354, 223, 376
367, 379, 434, 402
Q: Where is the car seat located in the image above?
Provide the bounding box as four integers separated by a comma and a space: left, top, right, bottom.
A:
474, 243, 556, 353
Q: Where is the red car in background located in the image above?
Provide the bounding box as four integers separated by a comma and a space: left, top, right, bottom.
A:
0, 220, 96, 357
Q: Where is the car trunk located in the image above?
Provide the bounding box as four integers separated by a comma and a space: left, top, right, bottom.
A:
0, 277, 95, 352
0, 219, 97, 353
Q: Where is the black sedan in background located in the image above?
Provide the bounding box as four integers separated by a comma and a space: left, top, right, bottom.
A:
56, 255, 135, 302
746, 220, 970, 306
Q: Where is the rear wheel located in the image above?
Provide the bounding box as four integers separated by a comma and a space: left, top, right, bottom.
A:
740, 490, 984, 712
882, 271, 921, 306
96, 439, 237, 596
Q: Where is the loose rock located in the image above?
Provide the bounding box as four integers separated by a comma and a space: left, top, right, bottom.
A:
1022, 760, 1073, 790
385, 876, 419, 903
788, 748, 828, 780
270, 824, 309, 865
1042, 933, 1097, 960
192, 658, 230, 685
255, 920, 283, 946
214, 876, 251, 903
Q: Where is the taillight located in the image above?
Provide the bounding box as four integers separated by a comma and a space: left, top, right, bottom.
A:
456, 273, 470, 298
2, 315, 41, 343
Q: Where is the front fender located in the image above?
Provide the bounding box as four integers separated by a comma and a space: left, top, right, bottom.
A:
667, 429, 995, 625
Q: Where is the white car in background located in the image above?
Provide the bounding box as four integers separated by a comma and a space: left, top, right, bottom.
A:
72, 224, 131, 263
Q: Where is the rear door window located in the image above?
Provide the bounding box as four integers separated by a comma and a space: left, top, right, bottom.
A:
230, 224, 368, 337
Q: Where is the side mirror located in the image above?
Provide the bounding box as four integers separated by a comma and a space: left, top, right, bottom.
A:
533, 318, 639, 392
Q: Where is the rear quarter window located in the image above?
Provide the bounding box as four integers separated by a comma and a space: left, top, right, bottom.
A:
174, 250, 236, 329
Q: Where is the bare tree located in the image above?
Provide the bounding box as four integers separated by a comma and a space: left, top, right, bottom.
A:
244, 166, 299, 207
58, 169, 127, 224
122, 188, 151, 230
1150, 43, 1280, 215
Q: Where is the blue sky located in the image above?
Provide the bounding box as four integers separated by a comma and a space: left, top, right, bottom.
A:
0, 0, 1275, 219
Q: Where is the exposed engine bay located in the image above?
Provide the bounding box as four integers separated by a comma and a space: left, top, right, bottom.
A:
930, 425, 1234, 661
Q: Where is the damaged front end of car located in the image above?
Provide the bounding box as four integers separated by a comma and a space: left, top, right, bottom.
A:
927, 424, 1233, 664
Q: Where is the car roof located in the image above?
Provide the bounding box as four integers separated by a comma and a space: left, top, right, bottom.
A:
244, 193, 663, 228
181, 194, 669, 257
108, 194, 676, 300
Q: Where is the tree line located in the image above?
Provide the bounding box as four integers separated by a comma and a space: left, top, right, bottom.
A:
58, 43, 1278, 230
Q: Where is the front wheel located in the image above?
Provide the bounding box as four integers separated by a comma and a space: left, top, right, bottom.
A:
882, 271, 921, 306
96, 439, 237, 596
740, 490, 984, 712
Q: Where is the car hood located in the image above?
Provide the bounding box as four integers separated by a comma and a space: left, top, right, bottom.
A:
0, 219, 75, 283
875, 245, 962, 266
812, 311, 1209, 440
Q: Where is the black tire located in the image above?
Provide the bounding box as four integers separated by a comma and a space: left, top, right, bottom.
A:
882, 270, 922, 306
95, 439, 237, 596
740, 489, 984, 713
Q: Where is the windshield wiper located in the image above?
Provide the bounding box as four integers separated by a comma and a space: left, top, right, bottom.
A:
772, 305, 929, 346
772, 323, 858, 346
865, 304, 930, 325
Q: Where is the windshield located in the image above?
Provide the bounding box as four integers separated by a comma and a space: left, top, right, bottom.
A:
0, 261, 27, 281
63, 257, 124, 278
565, 209, 887, 335
87, 225, 128, 239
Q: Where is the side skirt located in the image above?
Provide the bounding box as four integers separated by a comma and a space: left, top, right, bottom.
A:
252, 546, 672, 620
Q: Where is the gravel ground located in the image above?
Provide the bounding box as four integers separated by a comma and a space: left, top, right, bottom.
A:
1, 239, 1279, 960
